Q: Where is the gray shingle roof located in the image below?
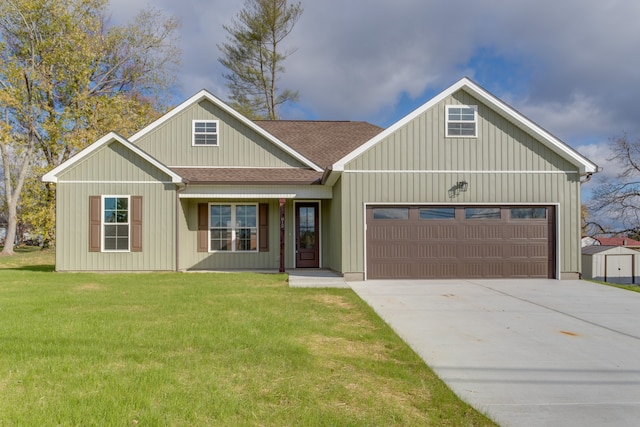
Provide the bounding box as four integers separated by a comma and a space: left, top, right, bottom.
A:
253, 120, 384, 168
172, 120, 383, 185
172, 168, 323, 185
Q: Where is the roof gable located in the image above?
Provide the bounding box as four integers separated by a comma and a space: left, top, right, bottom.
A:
42, 133, 183, 184
129, 90, 322, 172
333, 77, 598, 174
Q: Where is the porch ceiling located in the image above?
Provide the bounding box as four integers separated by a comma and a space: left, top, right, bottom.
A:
178, 184, 333, 199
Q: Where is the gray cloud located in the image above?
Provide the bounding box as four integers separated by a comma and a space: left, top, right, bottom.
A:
106, 0, 640, 161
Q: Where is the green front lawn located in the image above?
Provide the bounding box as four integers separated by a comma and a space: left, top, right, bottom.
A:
589, 279, 640, 293
0, 250, 494, 426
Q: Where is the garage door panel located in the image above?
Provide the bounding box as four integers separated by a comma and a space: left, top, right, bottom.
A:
463, 243, 504, 258
464, 262, 505, 278
414, 224, 458, 240
527, 244, 548, 258
367, 205, 555, 279
463, 225, 504, 240
416, 262, 459, 278
369, 244, 411, 259
510, 244, 531, 258
369, 262, 413, 279
417, 243, 457, 258
370, 225, 412, 240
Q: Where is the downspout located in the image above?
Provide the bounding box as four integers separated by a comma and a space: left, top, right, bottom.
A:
175, 182, 188, 271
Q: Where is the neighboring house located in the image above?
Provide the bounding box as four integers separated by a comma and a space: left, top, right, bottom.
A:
0, 214, 7, 244
42, 78, 598, 279
582, 245, 640, 284
582, 236, 640, 249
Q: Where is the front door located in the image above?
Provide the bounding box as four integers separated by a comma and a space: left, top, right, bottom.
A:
295, 202, 319, 268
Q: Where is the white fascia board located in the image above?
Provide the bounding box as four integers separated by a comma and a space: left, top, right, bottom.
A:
332, 79, 469, 171
460, 79, 599, 174
129, 90, 323, 172
333, 77, 598, 174
42, 132, 183, 184
180, 184, 333, 199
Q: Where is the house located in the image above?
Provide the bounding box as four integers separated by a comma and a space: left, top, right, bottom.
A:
0, 214, 7, 244
582, 245, 640, 284
42, 77, 598, 279
582, 236, 640, 249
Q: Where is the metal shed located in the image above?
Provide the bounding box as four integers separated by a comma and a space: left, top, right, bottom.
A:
582, 245, 640, 284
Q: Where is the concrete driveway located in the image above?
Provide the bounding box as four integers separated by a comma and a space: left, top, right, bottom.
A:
349, 279, 640, 427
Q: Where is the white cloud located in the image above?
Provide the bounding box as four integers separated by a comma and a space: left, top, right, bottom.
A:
104, 0, 640, 148
517, 93, 614, 143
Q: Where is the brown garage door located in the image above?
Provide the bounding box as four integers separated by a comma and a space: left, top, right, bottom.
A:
366, 206, 555, 279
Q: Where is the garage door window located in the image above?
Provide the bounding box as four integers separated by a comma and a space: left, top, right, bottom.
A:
420, 208, 455, 219
373, 207, 409, 220
511, 207, 547, 219
465, 207, 501, 219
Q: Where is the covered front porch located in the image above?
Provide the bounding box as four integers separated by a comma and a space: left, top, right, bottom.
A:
176, 184, 337, 273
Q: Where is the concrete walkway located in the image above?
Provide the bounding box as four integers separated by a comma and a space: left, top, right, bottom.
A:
349, 279, 640, 427
287, 269, 349, 288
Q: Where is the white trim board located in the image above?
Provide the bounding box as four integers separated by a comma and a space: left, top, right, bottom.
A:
180, 193, 297, 199
42, 132, 183, 184
58, 181, 174, 184
343, 170, 579, 174
179, 184, 332, 199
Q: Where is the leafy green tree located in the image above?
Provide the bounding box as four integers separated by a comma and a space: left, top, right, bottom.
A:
218, 0, 303, 119
0, 0, 180, 255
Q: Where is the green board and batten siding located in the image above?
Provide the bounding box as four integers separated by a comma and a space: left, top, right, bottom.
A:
55, 141, 176, 271
133, 100, 307, 168
340, 90, 582, 279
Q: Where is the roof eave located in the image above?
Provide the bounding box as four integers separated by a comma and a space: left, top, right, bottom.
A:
321, 166, 342, 186
183, 180, 322, 186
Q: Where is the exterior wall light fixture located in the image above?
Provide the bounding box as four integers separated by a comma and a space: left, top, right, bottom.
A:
448, 180, 469, 197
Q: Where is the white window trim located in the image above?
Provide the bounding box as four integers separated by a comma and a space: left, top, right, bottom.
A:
102, 195, 130, 253
209, 203, 259, 253
192, 120, 219, 146
445, 105, 478, 138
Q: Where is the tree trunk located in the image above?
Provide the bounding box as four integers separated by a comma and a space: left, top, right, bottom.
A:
1, 202, 17, 255
0, 135, 35, 256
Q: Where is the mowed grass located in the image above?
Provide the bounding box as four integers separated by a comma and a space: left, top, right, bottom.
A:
0, 250, 495, 426
589, 279, 640, 293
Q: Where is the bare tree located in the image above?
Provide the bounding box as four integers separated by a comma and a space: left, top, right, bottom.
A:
588, 134, 640, 236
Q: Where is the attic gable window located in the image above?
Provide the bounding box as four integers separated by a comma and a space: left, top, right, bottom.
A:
193, 120, 219, 146
446, 105, 477, 137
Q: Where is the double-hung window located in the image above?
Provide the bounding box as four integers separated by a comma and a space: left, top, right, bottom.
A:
210, 204, 257, 252
446, 105, 478, 137
193, 120, 219, 146
103, 196, 129, 251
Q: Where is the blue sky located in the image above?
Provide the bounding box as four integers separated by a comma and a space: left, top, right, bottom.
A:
109, 0, 640, 192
